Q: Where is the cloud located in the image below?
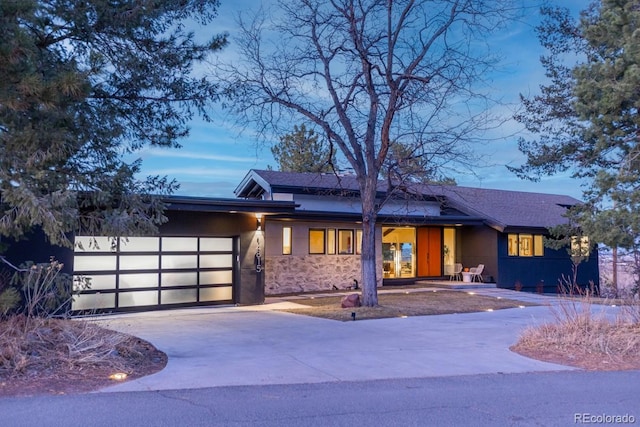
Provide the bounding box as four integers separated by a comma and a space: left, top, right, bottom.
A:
172, 180, 240, 198
143, 147, 259, 163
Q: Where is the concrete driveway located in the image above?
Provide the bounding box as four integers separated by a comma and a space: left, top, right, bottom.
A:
97, 289, 588, 393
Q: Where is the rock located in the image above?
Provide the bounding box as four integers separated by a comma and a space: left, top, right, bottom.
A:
341, 293, 361, 308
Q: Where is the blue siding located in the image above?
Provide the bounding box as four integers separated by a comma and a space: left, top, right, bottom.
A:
496, 233, 600, 293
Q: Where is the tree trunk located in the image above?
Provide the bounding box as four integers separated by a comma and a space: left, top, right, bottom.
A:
612, 246, 618, 298
360, 179, 379, 307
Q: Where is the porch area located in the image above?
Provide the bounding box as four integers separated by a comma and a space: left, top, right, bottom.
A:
414, 279, 497, 290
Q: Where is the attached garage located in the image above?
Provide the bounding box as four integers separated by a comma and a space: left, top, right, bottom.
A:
4, 196, 297, 314
72, 235, 237, 311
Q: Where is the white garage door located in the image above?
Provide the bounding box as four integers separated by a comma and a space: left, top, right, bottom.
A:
72, 236, 236, 312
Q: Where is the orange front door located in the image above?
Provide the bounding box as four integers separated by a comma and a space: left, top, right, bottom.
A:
417, 227, 442, 277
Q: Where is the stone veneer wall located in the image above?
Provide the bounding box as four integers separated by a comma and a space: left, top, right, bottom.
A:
265, 255, 382, 295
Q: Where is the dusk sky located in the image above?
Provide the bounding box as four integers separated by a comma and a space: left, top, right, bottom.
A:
132, 1, 589, 200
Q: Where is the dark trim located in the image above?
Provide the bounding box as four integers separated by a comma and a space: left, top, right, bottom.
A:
164, 196, 297, 214
265, 210, 484, 225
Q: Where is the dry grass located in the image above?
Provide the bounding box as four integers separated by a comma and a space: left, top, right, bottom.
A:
512, 294, 640, 370
0, 316, 165, 382
0, 315, 167, 396
278, 290, 537, 321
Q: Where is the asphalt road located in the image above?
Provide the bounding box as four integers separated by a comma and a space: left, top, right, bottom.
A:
2, 370, 638, 427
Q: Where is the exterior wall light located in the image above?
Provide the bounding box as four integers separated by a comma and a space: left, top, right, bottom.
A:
255, 213, 263, 231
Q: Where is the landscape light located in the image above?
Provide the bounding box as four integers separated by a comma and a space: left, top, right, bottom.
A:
109, 373, 128, 381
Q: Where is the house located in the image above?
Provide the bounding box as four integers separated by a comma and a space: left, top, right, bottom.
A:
4, 169, 599, 313
235, 169, 600, 295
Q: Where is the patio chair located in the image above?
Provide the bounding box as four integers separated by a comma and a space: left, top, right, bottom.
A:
469, 264, 484, 282
449, 263, 463, 281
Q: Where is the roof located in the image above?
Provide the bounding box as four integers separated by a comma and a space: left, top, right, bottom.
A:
235, 170, 364, 197
432, 185, 579, 231
235, 169, 580, 231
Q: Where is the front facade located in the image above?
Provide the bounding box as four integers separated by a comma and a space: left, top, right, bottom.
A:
5, 169, 600, 313
236, 170, 600, 295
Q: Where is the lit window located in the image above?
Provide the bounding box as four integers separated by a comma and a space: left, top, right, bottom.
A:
356, 230, 362, 255
338, 230, 354, 254
508, 234, 544, 257
282, 227, 292, 255
571, 236, 590, 258
534, 235, 544, 256
309, 229, 325, 254
508, 234, 518, 256
327, 229, 336, 255
519, 234, 533, 257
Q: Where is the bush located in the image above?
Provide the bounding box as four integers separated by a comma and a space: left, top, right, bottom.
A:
1, 256, 89, 319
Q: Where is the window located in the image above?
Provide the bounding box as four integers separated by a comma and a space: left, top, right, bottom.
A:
571, 236, 590, 258
534, 235, 544, 256
519, 234, 533, 257
308, 228, 358, 255
309, 229, 326, 254
282, 227, 292, 255
508, 234, 519, 256
338, 229, 354, 254
508, 233, 544, 257
327, 229, 336, 255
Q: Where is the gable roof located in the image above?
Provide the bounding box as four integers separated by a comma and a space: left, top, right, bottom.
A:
235, 169, 364, 197
235, 169, 580, 231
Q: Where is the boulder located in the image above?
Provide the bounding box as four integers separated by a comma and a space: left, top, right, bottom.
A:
341, 293, 361, 308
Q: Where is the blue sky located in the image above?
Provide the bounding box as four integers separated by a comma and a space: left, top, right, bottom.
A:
133, 1, 589, 200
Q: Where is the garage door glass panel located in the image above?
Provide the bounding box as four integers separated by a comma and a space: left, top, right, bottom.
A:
119, 291, 158, 307
73, 293, 115, 310
74, 236, 115, 252
119, 273, 158, 289
200, 254, 233, 268
74, 274, 115, 291
200, 238, 233, 252
200, 270, 233, 285
119, 255, 159, 270
120, 237, 159, 252
200, 286, 232, 302
161, 289, 197, 305
162, 237, 198, 252
161, 272, 197, 287
161, 255, 197, 269
74, 256, 117, 272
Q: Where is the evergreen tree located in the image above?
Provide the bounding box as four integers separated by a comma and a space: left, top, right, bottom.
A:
0, 0, 226, 247
271, 125, 335, 173
513, 0, 640, 294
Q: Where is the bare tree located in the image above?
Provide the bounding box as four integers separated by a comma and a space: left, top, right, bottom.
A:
220, 0, 514, 306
